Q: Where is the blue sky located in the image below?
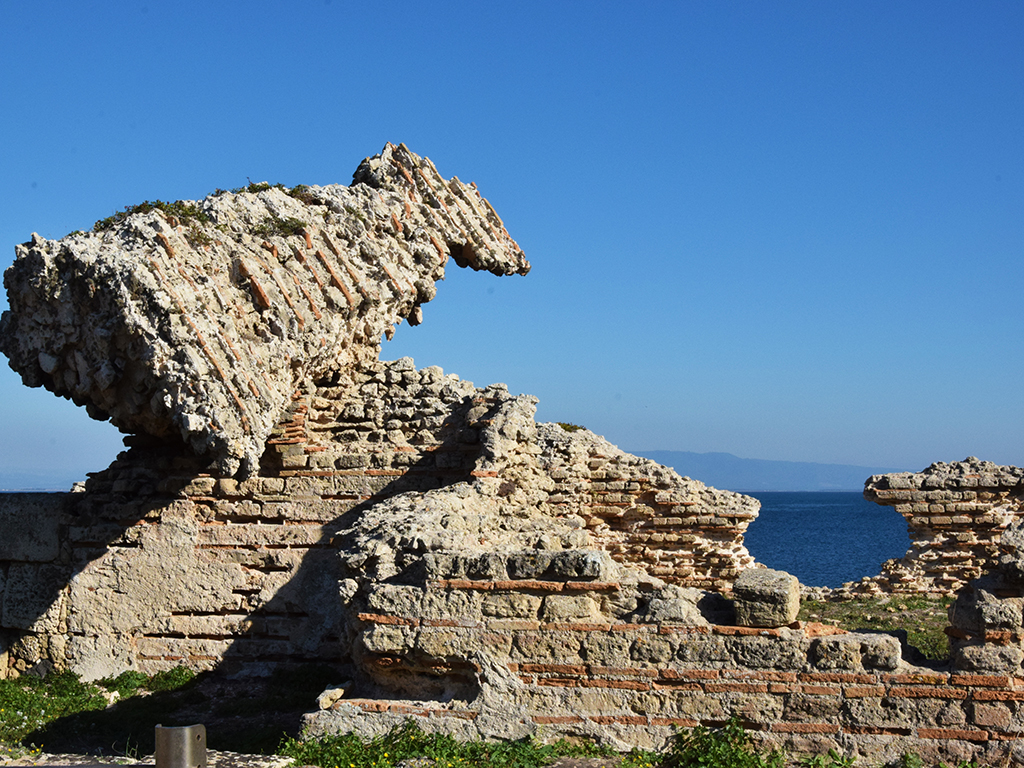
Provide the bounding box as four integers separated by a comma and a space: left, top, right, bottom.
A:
1, 1, 1022, 487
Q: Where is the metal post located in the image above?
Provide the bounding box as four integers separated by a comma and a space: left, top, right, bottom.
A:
154, 724, 207, 768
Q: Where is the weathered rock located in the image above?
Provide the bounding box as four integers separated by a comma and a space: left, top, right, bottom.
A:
732, 567, 800, 627
842, 458, 1024, 596
0, 143, 529, 476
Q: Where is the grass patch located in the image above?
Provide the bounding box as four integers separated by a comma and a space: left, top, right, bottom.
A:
661, 716, 782, 768
0, 671, 108, 746
1, 664, 340, 757
798, 594, 953, 662
279, 721, 656, 768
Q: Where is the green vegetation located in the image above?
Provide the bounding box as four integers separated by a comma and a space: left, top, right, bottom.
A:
93, 199, 210, 233
0, 666, 202, 757
287, 184, 318, 205
0, 664, 341, 757
0, 670, 107, 748
0, 673, 987, 768
799, 749, 858, 768
557, 422, 585, 432
661, 716, 782, 768
798, 594, 953, 662
279, 721, 654, 768
86, 180, 319, 243
253, 214, 308, 239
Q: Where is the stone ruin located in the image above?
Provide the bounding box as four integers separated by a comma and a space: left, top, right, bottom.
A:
3, 144, 1024, 764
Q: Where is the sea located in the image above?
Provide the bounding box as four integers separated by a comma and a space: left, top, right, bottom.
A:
743, 491, 910, 588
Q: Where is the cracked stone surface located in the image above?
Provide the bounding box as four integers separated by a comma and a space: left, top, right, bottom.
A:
0, 143, 529, 476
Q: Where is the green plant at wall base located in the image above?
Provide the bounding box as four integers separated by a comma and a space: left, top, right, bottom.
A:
800, 749, 857, 768
96, 670, 149, 699
143, 666, 196, 692
660, 716, 783, 768
278, 721, 655, 768
0, 666, 201, 755
0, 671, 107, 745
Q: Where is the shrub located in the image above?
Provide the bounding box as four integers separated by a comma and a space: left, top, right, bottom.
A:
660, 716, 783, 768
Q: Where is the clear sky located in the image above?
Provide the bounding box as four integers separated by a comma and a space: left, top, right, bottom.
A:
1, 1, 1022, 488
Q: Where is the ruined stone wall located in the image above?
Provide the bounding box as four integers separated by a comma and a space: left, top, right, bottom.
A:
0, 143, 530, 477
315, 601, 1024, 766
6, 145, 1024, 763
0, 357, 758, 682
842, 460, 1024, 596
4, 362, 1024, 763
0, 494, 70, 675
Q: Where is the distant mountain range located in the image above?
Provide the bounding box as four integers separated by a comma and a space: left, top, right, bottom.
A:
631, 450, 910, 492
0, 470, 84, 493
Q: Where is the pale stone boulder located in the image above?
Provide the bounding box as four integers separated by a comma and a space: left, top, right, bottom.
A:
732, 567, 800, 627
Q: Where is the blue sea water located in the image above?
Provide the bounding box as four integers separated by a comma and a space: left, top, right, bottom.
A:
742, 491, 910, 588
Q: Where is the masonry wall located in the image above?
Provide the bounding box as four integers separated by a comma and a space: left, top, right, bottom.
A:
842, 460, 1024, 596
314, 596, 1024, 767
4, 363, 1024, 763
0, 357, 757, 680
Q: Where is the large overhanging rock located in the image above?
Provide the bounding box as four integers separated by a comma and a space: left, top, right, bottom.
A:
0, 143, 530, 476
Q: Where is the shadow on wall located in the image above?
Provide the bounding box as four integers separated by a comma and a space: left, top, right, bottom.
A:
0, 369, 491, 686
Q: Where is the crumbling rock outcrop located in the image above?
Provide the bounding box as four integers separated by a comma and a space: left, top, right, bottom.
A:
0, 143, 529, 476
843, 459, 1024, 596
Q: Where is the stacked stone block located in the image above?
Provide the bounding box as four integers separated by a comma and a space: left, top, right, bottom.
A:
313, 578, 1024, 766
0, 357, 758, 681
850, 459, 1024, 596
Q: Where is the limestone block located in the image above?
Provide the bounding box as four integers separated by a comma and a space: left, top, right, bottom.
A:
629, 634, 676, 664
482, 593, 541, 619
732, 567, 800, 628
639, 585, 708, 625
512, 630, 584, 662
362, 625, 416, 655
0, 493, 66, 562
580, 632, 632, 666
675, 634, 730, 664
953, 642, 1024, 673
65, 634, 137, 681
810, 636, 863, 671
728, 634, 807, 669
66, 502, 249, 635
541, 595, 599, 621
860, 633, 902, 670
